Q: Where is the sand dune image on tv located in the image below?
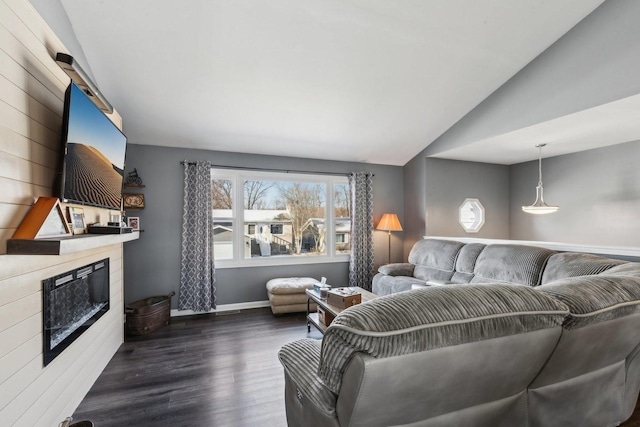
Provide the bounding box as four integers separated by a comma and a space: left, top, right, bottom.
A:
63, 143, 124, 209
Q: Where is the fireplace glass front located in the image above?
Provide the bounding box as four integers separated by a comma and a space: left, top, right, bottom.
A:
42, 258, 110, 366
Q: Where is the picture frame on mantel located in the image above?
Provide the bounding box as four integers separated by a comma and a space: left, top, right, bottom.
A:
68, 206, 87, 235
127, 216, 140, 231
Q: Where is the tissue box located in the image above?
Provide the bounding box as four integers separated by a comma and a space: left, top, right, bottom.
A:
314, 283, 331, 292
327, 288, 362, 308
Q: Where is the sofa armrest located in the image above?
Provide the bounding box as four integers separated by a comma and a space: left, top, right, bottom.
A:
278, 339, 337, 417
377, 263, 415, 277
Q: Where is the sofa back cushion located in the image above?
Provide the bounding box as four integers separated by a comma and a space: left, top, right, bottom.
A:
541, 252, 627, 285
409, 239, 464, 282
538, 269, 640, 329
451, 243, 486, 283
471, 244, 555, 286
318, 284, 568, 394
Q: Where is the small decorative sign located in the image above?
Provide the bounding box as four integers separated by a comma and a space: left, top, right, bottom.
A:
123, 193, 145, 209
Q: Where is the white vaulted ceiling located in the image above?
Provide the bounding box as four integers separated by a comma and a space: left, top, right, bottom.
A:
59, 0, 606, 165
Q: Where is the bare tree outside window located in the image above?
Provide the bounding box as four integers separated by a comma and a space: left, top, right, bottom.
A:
211, 179, 232, 209
334, 183, 351, 253
334, 183, 350, 218
278, 183, 325, 254
244, 180, 275, 209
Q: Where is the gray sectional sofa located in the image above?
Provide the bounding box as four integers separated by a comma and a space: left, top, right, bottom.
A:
279, 238, 640, 427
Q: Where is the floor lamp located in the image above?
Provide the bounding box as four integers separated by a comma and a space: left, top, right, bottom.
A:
376, 213, 403, 264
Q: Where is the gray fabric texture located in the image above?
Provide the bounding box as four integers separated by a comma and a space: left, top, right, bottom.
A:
451, 243, 485, 283
541, 252, 626, 284
377, 263, 415, 277
603, 263, 640, 278
407, 239, 464, 272
372, 273, 426, 296
413, 265, 456, 282
179, 161, 215, 311
538, 274, 640, 329
348, 172, 375, 290
471, 244, 555, 286
335, 329, 560, 427
528, 362, 625, 427
455, 243, 487, 274
318, 284, 568, 394
279, 339, 337, 416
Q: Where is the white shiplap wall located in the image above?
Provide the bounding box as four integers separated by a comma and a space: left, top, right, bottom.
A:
0, 0, 126, 425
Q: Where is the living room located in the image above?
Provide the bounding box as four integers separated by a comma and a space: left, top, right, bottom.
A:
1, 0, 640, 426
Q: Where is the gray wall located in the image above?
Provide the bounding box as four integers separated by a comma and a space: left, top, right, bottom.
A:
424, 158, 510, 240
123, 144, 403, 307
403, 154, 511, 255
510, 141, 640, 246
402, 151, 427, 258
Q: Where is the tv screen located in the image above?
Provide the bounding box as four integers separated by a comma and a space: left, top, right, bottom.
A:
59, 82, 127, 210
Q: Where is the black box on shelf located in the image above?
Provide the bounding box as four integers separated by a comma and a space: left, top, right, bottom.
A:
87, 225, 133, 234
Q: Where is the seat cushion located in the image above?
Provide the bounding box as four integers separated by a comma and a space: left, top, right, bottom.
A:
372, 273, 426, 296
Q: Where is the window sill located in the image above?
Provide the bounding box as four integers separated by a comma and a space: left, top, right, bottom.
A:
215, 254, 349, 269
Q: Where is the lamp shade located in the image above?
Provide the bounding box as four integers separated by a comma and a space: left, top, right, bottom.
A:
376, 213, 402, 231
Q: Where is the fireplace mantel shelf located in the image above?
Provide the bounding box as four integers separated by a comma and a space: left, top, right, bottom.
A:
7, 231, 140, 255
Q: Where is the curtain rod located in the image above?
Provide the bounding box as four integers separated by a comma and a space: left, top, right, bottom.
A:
180, 161, 374, 177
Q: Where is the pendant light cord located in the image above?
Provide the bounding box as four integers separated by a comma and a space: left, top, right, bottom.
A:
536, 143, 546, 186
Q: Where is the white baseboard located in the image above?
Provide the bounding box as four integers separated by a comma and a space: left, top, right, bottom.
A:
170, 300, 271, 317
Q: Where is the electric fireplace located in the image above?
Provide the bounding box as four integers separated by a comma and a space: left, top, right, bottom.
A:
42, 258, 110, 366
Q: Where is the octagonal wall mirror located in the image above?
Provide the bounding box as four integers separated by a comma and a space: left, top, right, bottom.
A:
459, 198, 485, 233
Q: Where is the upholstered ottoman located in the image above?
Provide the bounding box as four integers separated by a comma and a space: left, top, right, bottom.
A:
267, 277, 319, 315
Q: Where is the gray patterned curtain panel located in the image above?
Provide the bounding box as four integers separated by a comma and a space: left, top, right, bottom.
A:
348, 171, 374, 290
179, 160, 216, 311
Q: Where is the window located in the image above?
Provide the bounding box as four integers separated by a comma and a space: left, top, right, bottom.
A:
211, 169, 350, 266
211, 178, 234, 260
333, 182, 350, 254
459, 198, 485, 233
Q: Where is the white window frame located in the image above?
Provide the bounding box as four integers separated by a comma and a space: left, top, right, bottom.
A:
211, 169, 350, 268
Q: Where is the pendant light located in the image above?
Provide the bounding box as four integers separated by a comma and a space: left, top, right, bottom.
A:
522, 144, 559, 215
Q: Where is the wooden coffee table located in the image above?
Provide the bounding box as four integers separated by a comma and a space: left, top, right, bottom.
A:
306, 287, 378, 334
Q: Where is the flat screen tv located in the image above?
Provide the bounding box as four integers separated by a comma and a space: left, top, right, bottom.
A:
58, 82, 127, 210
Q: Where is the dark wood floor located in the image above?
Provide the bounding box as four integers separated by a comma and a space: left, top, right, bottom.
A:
73, 308, 318, 427
74, 307, 640, 427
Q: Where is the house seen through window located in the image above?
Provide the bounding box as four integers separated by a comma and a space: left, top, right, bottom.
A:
211, 169, 351, 264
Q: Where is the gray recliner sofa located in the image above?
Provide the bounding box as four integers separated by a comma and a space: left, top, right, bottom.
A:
279, 238, 640, 427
